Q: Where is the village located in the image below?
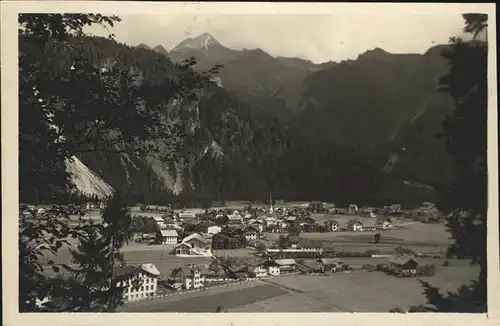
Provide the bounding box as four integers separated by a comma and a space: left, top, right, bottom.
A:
41, 198, 459, 310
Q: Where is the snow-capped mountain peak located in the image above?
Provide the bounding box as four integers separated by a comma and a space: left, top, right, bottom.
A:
172, 32, 221, 52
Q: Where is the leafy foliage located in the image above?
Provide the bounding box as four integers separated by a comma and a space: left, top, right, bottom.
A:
398, 14, 489, 313
18, 14, 209, 312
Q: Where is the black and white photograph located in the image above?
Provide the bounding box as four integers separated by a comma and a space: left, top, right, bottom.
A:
1, 1, 498, 323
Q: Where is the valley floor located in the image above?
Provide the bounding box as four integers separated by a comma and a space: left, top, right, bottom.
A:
119, 261, 478, 313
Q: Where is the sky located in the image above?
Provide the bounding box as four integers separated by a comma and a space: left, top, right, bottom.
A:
87, 14, 469, 63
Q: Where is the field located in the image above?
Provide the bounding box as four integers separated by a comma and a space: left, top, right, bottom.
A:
230, 261, 479, 312
116, 258, 478, 313
42, 246, 257, 278
118, 282, 288, 312
265, 219, 452, 255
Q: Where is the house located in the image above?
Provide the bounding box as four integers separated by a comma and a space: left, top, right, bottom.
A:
173, 242, 192, 256
149, 216, 166, 229
207, 225, 222, 235
265, 216, 278, 225
163, 216, 176, 226
317, 258, 344, 273
182, 233, 211, 249
115, 263, 160, 302
376, 217, 393, 230
182, 217, 200, 227
347, 204, 359, 215
173, 233, 213, 257
328, 220, 340, 232
390, 204, 402, 212
262, 260, 281, 276
247, 219, 264, 232
211, 227, 246, 249
274, 259, 297, 273
243, 225, 260, 240
177, 210, 197, 219
171, 264, 205, 290
225, 265, 249, 279
347, 219, 364, 231
308, 201, 324, 213
247, 261, 268, 278
362, 207, 377, 218
228, 213, 244, 223
388, 256, 418, 276
158, 229, 178, 244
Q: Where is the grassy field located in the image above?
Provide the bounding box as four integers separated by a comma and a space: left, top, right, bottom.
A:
119, 282, 287, 312
266, 221, 452, 246
117, 259, 478, 313
42, 246, 257, 279
230, 263, 479, 312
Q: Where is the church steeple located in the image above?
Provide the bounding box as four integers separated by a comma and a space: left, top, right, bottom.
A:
269, 193, 274, 214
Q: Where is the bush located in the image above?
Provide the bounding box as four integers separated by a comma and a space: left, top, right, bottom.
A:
417, 263, 437, 276
361, 264, 375, 271
443, 260, 450, 266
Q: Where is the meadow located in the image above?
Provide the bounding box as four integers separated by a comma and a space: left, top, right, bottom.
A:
230, 261, 479, 312
118, 282, 287, 312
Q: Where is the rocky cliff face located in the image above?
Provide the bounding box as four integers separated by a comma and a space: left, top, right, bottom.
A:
65, 156, 114, 199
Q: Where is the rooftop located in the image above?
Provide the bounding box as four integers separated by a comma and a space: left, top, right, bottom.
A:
160, 229, 178, 237
274, 259, 297, 266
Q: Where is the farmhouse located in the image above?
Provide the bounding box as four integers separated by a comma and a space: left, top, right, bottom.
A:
376, 217, 393, 230
274, 259, 297, 273
361, 207, 377, 218
243, 225, 260, 240
177, 211, 196, 219
308, 201, 324, 213
173, 242, 192, 256
211, 227, 247, 249
388, 256, 418, 277
261, 259, 281, 276
329, 220, 340, 231
347, 204, 359, 215
157, 229, 178, 245
247, 219, 264, 232
171, 264, 205, 290
149, 216, 166, 229
247, 261, 268, 278
317, 258, 344, 273
116, 263, 160, 302
225, 265, 250, 279
265, 216, 278, 225
173, 233, 212, 257
182, 233, 211, 249
347, 219, 364, 231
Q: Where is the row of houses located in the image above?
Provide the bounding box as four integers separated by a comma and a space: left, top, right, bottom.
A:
114, 254, 419, 302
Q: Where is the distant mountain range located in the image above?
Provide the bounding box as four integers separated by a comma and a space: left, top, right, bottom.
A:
21, 32, 458, 206
161, 33, 455, 187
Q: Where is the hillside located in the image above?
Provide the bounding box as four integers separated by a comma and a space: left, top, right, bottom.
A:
298, 46, 455, 186
64, 156, 114, 199
167, 34, 456, 189
19, 34, 435, 206
167, 33, 336, 112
